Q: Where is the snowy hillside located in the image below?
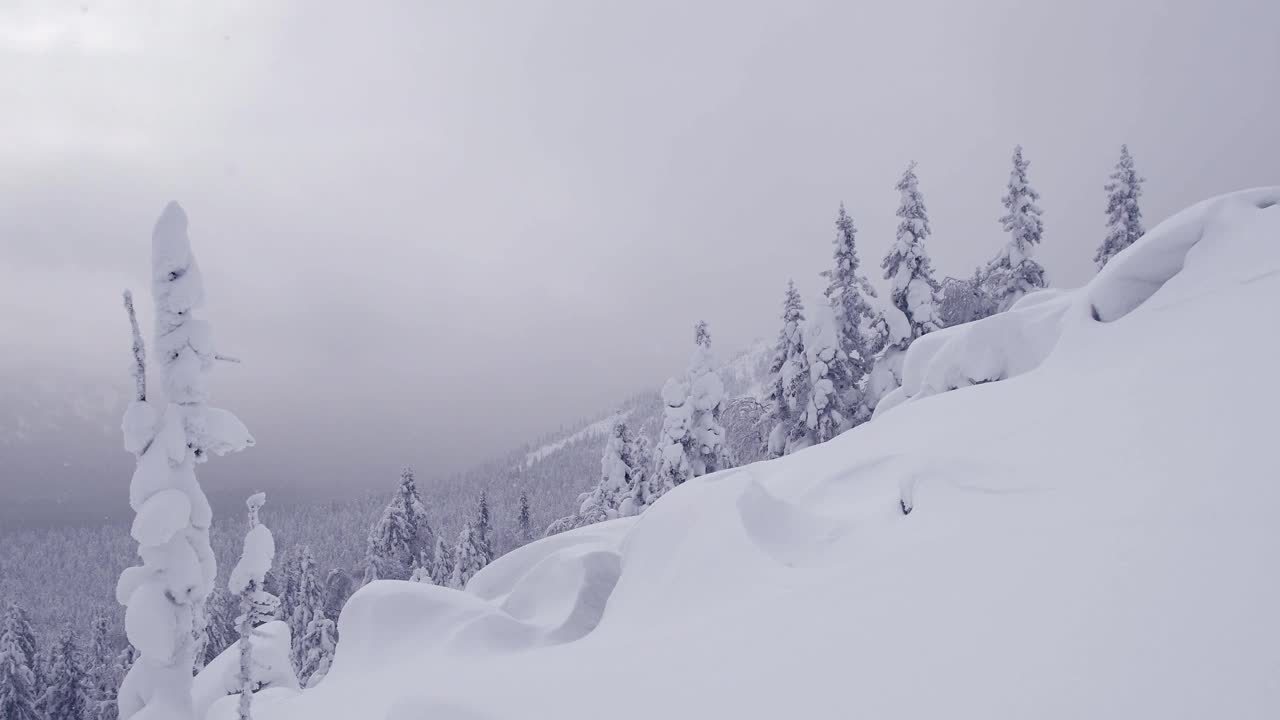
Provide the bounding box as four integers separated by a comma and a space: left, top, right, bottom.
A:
245, 189, 1280, 719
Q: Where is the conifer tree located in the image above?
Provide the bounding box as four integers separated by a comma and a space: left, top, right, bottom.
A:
202, 588, 238, 668
649, 375, 693, 499
822, 203, 881, 383
430, 537, 454, 587
284, 546, 323, 676
449, 521, 487, 590
297, 615, 336, 689
1095, 144, 1146, 269
802, 304, 856, 445
686, 322, 730, 476
42, 630, 90, 720
365, 467, 434, 581
473, 490, 494, 566
882, 162, 942, 343
0, 604, 41, 720
516, 492, 534, 546
766, 281, 811, 457
322, 570, 355, 629
985, 145, 1047, 311
87, 616, 118, 720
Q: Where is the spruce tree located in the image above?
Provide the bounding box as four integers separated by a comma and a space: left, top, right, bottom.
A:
297, 614, 336, 689
0, 605, 41, 720
42, 630, 89, 720
516, 492, 534, 546
449, 521, 487, 590
87, 616, 117, 720
766, 281, 811, 457
985, 145, 1046, 311
473, 490, 494, 566
430, 537, 454, 587
882, 162, 941, 345
322, 570, 355, 629
1095, 144, 1146, 269
649, 375, 694, 500
802, 304, 856, 445
202, 588, 238, 668
822, 203, 881, 382
284, 546, 323, 677
365, 467, 434, 581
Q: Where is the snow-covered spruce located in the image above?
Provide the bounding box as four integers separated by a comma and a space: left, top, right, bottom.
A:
821, 203, 882, 398
229, 493, 283, 720
364, 468, 434, 582
802, 304, 856, 445
42, 630, 90, 720
1095, 144, 1146, 269
279, 546, 325, 684
430, 538, 454, 588
549, 419, 651, 531
686, 321, 730, 476
766, 281, 811, 457
116, 202, 253, 720
0, 604, 41, 720
983, 145, 1047, 312
515, 492, 535, 547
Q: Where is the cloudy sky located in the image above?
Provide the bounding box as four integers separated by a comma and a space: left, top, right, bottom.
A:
2, 0, 1277, 480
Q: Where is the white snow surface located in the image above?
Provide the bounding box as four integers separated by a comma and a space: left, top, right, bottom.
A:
195, 621, 298, 720
255, 188, 1280, 719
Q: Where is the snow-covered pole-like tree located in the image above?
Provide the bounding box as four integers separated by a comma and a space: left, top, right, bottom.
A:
984, 145, 1047, 311
116, 202, 254, 720
230, 493, 279, 720
1094, 144, 1146, 269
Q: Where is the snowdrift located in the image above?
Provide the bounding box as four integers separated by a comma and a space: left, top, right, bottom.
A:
260, 188, 1280, 719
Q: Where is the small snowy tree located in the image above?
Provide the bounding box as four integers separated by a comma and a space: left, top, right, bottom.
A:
473, 490, 494, 566
42, 630, 90, 720
648, 375, 693, 500
430, 537, 454, 587
449, 522, 488, 590
364, 467, 434, 582
297, 615, 335, 689
882, 162, 942, 342
984, 145, 1047, 312
766, 281, 811, 457
87, 616, 117, 720
229, 493, 281, 720
0, 605, 41, 720
116, 203, 253, 720
1095, 144, 1146, 269
282, 547, 322, 677
802, 304, 855, 445
515, 492, 534, 546
686, 322, 730, 476
821, 203, 881, 386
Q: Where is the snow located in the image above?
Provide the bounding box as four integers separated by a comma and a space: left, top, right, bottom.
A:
229, 525, 276, 596
245, 187, 1280, 719
522, 410, 633, 468
194, 621, 298, 720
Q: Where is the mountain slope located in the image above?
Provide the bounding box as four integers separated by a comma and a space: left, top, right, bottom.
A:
248, 188, 1280, 719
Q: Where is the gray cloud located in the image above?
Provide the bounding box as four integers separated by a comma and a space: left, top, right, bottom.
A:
2, 0, 1277, 480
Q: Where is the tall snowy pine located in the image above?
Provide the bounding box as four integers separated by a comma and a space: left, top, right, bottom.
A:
822, 203, 882, 384
0, 604, 41, 720
766, 281, 811, 457
282, 546, 323, 678
882, 162, 942, 342
984, 145, 1046, 311
42, 630, 90, 720
686, 322, 730, 476
802, 304, 856, 445
1095, 144, 1146, 269
515, 492, 534, 546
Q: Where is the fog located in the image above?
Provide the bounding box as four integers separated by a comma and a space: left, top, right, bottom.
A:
2, 0, 1277, 488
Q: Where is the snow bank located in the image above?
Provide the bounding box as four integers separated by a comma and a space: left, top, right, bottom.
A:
259, 188, 1280, 719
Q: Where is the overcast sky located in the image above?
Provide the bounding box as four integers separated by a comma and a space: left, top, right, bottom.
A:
2, 0, 1277, 477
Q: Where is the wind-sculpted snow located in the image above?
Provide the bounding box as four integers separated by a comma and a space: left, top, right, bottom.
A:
259, 188, 1280, 719
878, 186, 1280, 414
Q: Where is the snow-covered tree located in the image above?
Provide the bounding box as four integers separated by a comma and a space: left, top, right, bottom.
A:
202, 588, 238, 669
648, 375, 693, 499
87, 616, 118, 720
229, 493, 281, 720
822, 203, 882, 383
686, 322, 730, 476
882, 162, 942, 343
515, 492, 534, 546
322, 570, 354, 629
409, 551, 435, 584
984, 145, 1046, 311
42, 630, 90, 720
802, 304, 856, 445
0, 604, 41, 720
297, 614, 335, 689
1095, 144, 1146, 269
364, 467, 434, 582
281, 546, 322, 677
449, 521, 488, 590
473, 490, 494, 567
766, 281, 811, 457
116, 202, 253, 720
430, 538, 454, 587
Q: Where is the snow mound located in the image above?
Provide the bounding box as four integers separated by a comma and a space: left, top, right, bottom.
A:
260, 188, 1280, 719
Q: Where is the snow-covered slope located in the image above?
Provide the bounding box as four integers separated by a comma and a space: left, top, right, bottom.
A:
253, 188, 1280, 719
